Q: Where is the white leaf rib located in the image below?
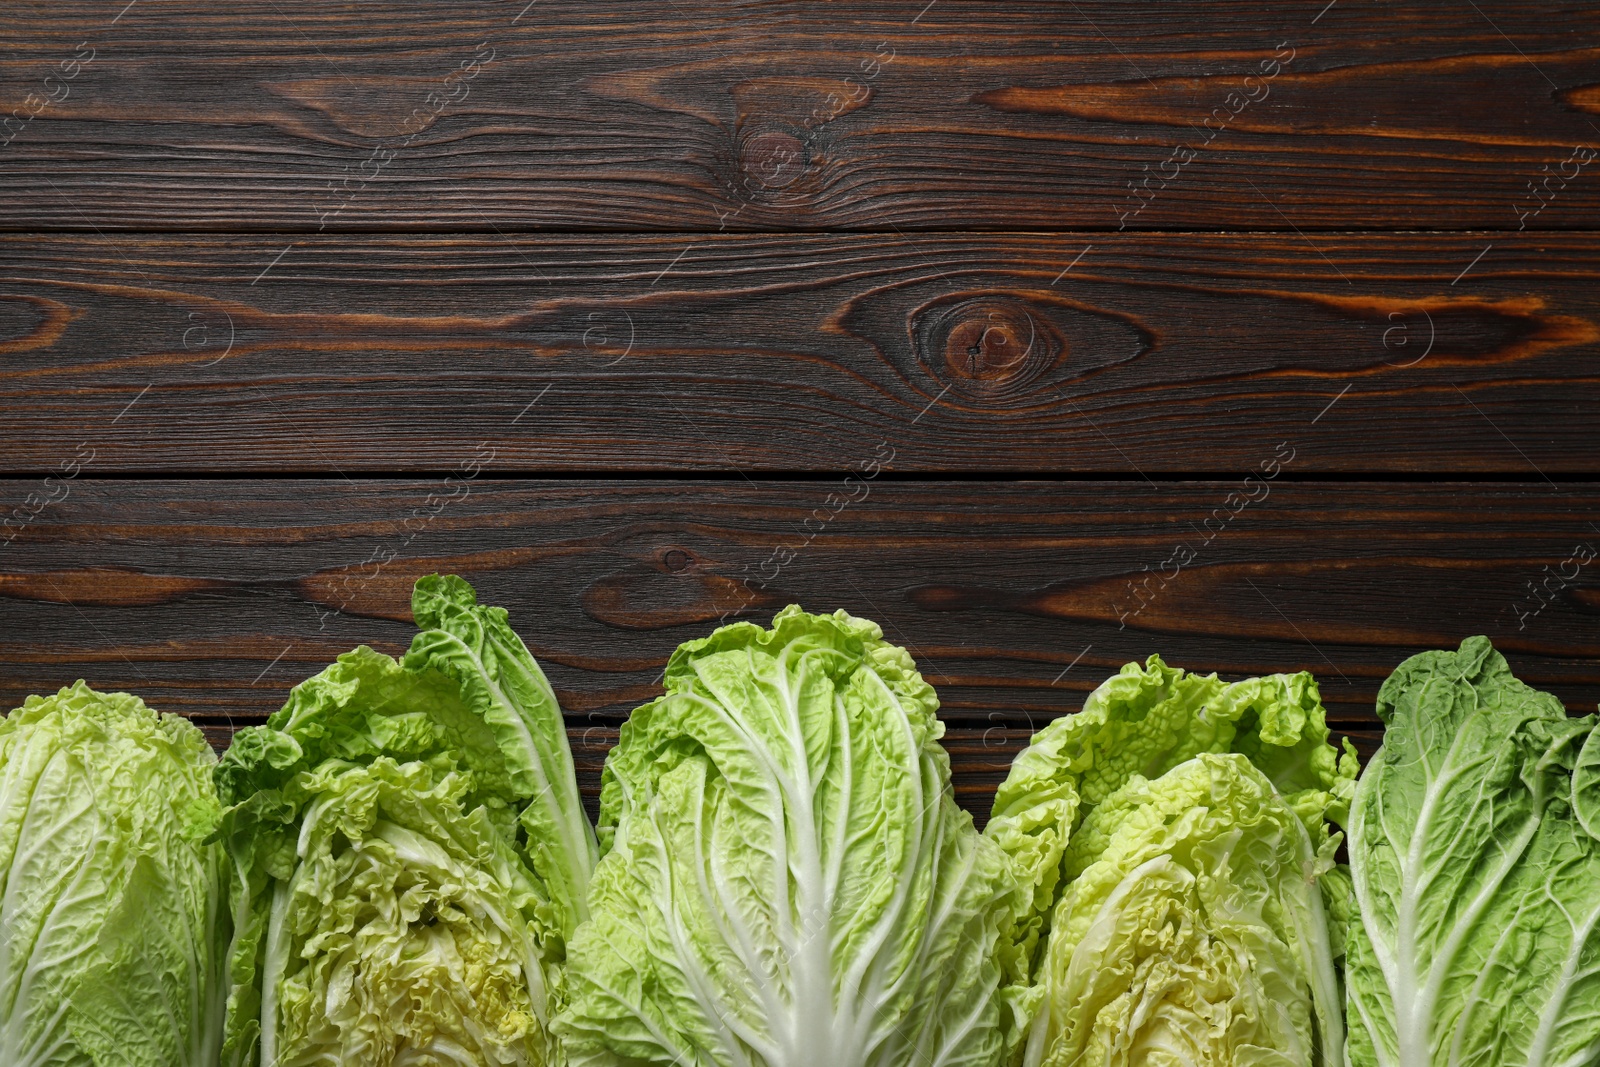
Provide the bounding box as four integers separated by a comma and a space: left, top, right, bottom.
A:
1551, 1038, 1600, 1067
772, 643, 840, 1067
1415, 801, 1541, 1055
698, 777, 786, 1037
1285, 810, 1344, 1067
0, 730, 52, 900
678, 687, 795, 962
1349, 985, 1399, 1067
1351, 772, 1401, 990
644, 790, 766, 1067
4, 758, 102, 1034
258, 878, 294, 1067
1444, 888, 1532, 1067
577, 967, 695, 1066
9, 998, 71, 1067
888, 832, 994, 1067
488, 628, 596, 872
1409, 748, 1501, 903
918, 961, 996, 1067
459, 632, 594, 902
844, 677, 932, 1049
1395, 699, 1507, 1064
675, 662, 806, 1063
822, 691, 852, 923
1526, 888, 1600, 1067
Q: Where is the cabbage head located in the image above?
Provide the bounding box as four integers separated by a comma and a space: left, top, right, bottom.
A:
557, 606, 1020, 1067
215, 575, 596, 1067
1347, 636, 1600, 1067
0, 682, 227, 1067
987, 655, 1356, 1067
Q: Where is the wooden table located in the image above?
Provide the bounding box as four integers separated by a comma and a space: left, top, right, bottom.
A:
2, 1, 1597, 819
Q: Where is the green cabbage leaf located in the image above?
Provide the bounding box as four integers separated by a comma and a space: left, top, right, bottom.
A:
0, 682, 227, 1067
557, 606, 1020, 1067
1031, 753, 1340, 1066
215, 575, 596, 1067
987, 655, 1356, 1067
1346, 636, 1600, 1067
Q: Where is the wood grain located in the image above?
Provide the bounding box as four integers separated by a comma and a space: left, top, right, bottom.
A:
2, 232, 1598, 473
1, 1, 1597, 231
2, 479, 1594, 727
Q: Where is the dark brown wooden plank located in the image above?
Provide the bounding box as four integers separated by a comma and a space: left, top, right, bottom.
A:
3, 232, 1598, 473
2, 1, 1597, 231
2, 478, 1595, 724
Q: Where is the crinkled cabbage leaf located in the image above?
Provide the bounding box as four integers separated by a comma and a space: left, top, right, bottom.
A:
0, 682, 227, 1067
1032, 753, 1341, 1067
1347, 636, 1600, 1067
557, 606, 1020, 1067
988, 655, 1356, 1067
215, 575, 596, 1067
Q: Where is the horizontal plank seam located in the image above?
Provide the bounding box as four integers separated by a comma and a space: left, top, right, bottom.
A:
1, 472, 1595, 484
3, 226, 1599, 238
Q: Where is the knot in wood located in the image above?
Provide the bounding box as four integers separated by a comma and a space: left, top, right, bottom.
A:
945, 313, 1035, 382
916, 297, 1064, 404
740, 131, 806, 190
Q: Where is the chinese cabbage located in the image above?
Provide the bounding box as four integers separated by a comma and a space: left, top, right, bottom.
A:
557, 606, 1019, 1067
0, 683, 227, 1067
215, 575, 595, 1067
988, 655, 1355, 1067
1346, 636, 1600, 1067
